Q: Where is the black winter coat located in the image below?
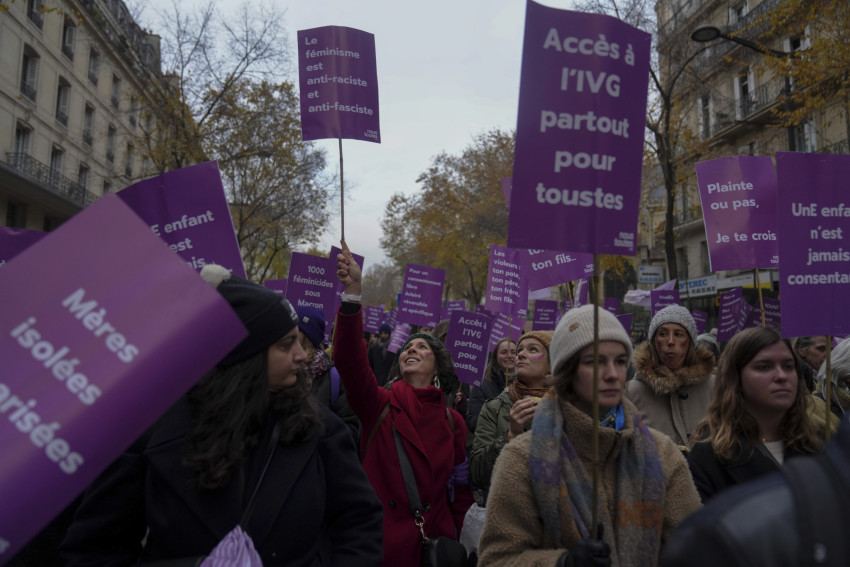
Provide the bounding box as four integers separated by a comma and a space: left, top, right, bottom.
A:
61, 397, 383, 566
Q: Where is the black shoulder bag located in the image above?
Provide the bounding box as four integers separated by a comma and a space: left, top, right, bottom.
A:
392, 424, 468, 567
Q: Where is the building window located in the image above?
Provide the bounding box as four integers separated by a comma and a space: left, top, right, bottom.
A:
14, 124, 32, 156
26, 0, 44, 29
50, 147, 65, 187
62, 18, 76, 60
730, 2, 748, 25
111, 75, 121, 109
6, 202, 28, 228
56, 78, 71, 126
699, 96, 712, 139
43, 217, 63, 231
124, 144, 134, 177
129, 98, 138, 127
83, 104, 94, 145
795, 118, 817, 152
106, 125, 116, 162
103, 180, 112, 195
88, 49, 100, 86
20, 46, 39, 101
78, 164, 89, 189
700, 241, 710, 274
735, 68, 752, 119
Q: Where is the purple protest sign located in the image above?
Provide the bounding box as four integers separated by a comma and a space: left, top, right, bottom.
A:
297, 26, 380, 143
0, 227, 45, 268
650, 289, 680, 317
386, 308, 398, 328
489, 312, 525, 350
532, 299, 559, 331
508, 2, 651, 254
485, 245, 528, 315
364, 306, 383, 333
692, 310, 708, 335
263, 279, 288, 296
696, 156, 779, 271
737, 302, 753, 334
446, 300, 466, 315
603, 297, 620, 315
398, 264, 445, 328
616, 313, 633, 335
286, 253, 337, 341
717, 287, 743, 343
745, 297, 781, 332
522, 249, 595, 291
0, 195, 246, 559
777, 152, 850, 336
446, 311, 493, 387
387, 322, 412, 354
118, 162, 245, 277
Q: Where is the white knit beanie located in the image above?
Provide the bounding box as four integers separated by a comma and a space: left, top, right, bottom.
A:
550, 305, 633, 375
648, 305, 698, 345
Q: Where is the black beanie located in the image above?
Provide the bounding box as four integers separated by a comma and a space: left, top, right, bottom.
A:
201, 264, 299, 367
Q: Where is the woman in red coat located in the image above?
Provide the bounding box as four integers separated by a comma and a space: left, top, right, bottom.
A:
335, 244, 473, 566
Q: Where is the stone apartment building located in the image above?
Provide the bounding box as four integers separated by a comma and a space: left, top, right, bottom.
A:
0, 0, 163, 232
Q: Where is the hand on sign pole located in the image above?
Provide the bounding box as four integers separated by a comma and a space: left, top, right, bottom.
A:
336, 240, 362, 296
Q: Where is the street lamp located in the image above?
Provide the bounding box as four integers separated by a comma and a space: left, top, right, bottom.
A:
690, 25, 796, 150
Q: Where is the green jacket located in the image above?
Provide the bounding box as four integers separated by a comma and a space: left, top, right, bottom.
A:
470, 389, 529, 492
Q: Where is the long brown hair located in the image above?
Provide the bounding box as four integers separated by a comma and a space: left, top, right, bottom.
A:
693, 327, 822, 460
483, 338, 516, 383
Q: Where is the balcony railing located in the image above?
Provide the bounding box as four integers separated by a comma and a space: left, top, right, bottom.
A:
20, 82, 37, 101
5, 153, 98, 208
27, 5, 44, 29
56, 110, 68, 126
817, 139, 849, 155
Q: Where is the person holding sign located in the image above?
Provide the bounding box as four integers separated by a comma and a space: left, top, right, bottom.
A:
61, 266, 383, 565
626, 305, 716, 450
478, 306, 701, 566
470, 332, 552, 501
334, 244, 473, 567
687, 327, 823, 502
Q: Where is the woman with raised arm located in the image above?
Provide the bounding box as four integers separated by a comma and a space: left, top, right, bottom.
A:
334, 244, 473, 566
687, 326, 823, 502
479, 305, 701, 567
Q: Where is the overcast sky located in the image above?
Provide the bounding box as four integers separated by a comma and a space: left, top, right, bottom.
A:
140, 0, 577, 273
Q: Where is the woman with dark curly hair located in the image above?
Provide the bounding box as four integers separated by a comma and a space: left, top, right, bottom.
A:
687, 326, 824, 502
61, 265, 383, 565
334, 245, 473, 567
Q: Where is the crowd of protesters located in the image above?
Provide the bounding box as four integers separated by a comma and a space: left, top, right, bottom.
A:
8, 242, 849, 567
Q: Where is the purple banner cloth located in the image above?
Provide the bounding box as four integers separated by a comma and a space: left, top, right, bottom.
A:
532, 299, 559, 331
522, 249, 595, 291
485, 245, 528, 315
0, 227, 46, 267
696, 156, 779, 271
692, 310, 708, 335
117, 162, 245, 277
777, 152, 850, 336
489, 312, 525, 351
297, 26, 380, 143
603, 297, 620, 315
387, 322, 412, 354
508, 2, 651, 254
616, 313, 633, 335
0, 195, 246, 559
446, 311, 494, 387
717, 287, 744, 343
650, 289, 680, 317
263, 279, 288, 296
286, 253, 337, 342
364, 306, 383, 333
398, 264, 445, 328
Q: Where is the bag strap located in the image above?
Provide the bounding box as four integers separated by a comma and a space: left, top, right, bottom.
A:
782, 454, 847, 567
240, 421, 281, 529
364, 404, 390, 456
330, 366, 341, 406
392, 424, 429, 543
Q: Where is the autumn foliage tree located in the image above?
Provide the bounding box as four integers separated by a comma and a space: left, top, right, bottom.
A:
380, 129, 514, 305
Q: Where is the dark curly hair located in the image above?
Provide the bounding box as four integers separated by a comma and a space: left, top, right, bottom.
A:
184, 351, 322, 490
386, 333, 458, 401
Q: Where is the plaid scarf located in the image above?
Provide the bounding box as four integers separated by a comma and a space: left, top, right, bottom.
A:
528, 392, 666, 567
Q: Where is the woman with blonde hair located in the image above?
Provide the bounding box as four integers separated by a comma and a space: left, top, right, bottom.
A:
688, 326, 823, 502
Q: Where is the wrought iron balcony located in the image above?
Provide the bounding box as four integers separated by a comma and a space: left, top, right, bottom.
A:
5, 153, 98, 208
818, 139, 849, 155
20, 82, 37, 102
27, 5, 44, 28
